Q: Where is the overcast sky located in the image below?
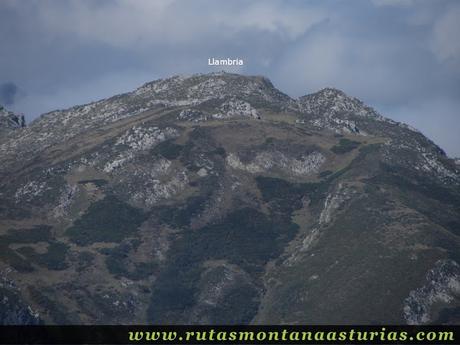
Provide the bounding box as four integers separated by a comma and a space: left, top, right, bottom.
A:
0, 0, 459, 156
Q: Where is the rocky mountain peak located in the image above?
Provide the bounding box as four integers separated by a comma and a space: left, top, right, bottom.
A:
133, 72, 292, 109
298, 87, 380, 119
309, 87, 348, 99
0, 105, 25, 135
8, 73, 292, 153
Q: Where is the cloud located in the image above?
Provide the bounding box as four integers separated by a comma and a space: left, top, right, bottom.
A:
0, 82, 18, 106
219, 2, 326, 40
25, 0, 326, 49
372, 0, 414, 7
431, 3, 460, 63
275, 32, 347, 94
275, 25, 440, 105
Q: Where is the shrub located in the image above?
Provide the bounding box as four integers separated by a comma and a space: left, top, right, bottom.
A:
331, 138, 360, 154
66, 195, 147, 246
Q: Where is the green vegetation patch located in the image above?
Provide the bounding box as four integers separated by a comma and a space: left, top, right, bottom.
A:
318, 170, 333, 178
331, 138, 361, 154
77, 179, 108, 187
17, 242, 69, 271
1, 225, 52, 244
265, 137, 275, 145
148, 207, 297, 323
213, 147, 226, 157
151, 140, 183, 160
374, 164, 460, 206
293, 195, 442, 323
66, 195, 147, 246
183, 208, 297, 271
368, 163, 460, 236
102, 243, 157, 280
256, 176, 328, 214
153, 194, 209, 229
75, 251, 95, 273
0, 247, 34, 272
0, 225, 53, 273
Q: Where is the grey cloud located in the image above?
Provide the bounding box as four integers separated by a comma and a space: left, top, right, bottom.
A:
19, 0, 326, 48
431, 3, 460, 64
371, 0, 415, 7
0, 82, 18, 106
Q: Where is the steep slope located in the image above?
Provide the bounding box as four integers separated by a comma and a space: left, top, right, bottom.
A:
0, 72, 459, 325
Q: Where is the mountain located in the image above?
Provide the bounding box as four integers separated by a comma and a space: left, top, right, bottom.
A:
0, 72, 459, 325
